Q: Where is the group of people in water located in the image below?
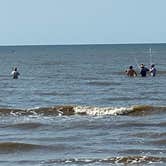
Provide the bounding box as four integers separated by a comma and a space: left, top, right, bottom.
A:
126, 64, 156, 77
11, 64, 156, 80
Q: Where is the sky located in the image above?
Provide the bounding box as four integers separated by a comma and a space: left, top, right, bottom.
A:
0, 0, 166, 45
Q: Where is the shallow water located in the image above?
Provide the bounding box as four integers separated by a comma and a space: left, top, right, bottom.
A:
0, 44, 166, 165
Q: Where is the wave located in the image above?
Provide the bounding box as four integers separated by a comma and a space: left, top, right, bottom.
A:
1, 156, 165, 165
86, 81, 121, 86
0, 142, 44, 154
40, 156, 166, 165
5, 122, 45, 129
0, 141, 82, 154
0, 105, 165, 116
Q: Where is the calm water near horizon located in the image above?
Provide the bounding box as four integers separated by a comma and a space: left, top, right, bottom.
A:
0, 44, 166, 165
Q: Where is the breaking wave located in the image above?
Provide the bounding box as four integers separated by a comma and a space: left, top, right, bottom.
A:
0, 105, 165, 117
41, 156, 166, 165
1, 156, 165, 165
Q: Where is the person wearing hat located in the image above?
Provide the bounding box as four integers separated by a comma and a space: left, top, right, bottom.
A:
126, 65, 137, 77
140, 64, 149, 77
149, 64, 156, 77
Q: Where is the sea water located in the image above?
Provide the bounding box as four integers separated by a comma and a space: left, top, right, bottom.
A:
0, 44, 166, 165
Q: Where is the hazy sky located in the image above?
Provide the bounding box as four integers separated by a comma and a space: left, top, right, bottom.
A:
0, 0, 166, 45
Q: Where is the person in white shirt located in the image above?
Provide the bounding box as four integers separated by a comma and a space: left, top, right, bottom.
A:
149, 64, 156, 77
11, 67, 20, 79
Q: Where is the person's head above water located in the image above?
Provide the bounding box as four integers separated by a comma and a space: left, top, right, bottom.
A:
129, 66, 133, 69
151, 64, 155, 68
14, 67, 17, 71
140, 64, 144, 68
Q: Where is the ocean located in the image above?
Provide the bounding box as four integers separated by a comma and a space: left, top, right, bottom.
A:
0, 44, 165, 165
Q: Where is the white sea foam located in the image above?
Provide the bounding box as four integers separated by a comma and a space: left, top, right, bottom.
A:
74, 106, 134, 116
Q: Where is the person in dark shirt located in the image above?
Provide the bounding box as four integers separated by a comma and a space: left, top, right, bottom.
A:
140, 64, 149, 77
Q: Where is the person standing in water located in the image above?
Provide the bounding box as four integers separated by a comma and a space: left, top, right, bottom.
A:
149, 64, 156, 77
140, 64, 149, 77
11, 67, 20, 79
126, 66, 137, 77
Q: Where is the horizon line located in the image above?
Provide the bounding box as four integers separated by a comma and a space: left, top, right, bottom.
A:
0, 42, 166, 47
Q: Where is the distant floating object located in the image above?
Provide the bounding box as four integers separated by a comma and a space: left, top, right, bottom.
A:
11, 50, 16, 54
